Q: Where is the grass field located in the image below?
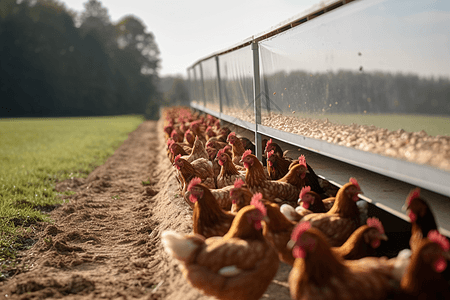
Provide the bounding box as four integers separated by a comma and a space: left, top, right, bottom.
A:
0, 116, 144, 262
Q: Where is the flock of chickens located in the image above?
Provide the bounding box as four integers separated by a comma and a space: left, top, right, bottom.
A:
160, 107, 450, 300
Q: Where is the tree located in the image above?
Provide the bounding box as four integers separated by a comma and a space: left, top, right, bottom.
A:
163, 77, 190, 106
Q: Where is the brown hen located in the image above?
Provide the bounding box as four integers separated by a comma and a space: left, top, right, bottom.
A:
242, 150, 300, 203
216, 148, 245, 189
187, 178, 235, 238
402, 187, 439, 252
299, 178, 363, 247
227, 132, 246, 166
267, 150, 290, 180
263, 202, 297, 265
288, 222, 407, 300
399, 230, 450, 299
332, 217, 388, 260
161, 193, 279, 300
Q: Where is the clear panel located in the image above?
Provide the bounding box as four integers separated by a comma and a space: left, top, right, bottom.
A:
218, 45, 255, 123
201, 58, 220, 111
187, 68, 197, 105
259, 0, 450, 172
260, 0, 450, 135
192, 64, 203, 106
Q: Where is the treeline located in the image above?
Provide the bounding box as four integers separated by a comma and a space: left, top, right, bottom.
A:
0, 0, 165, 119
262, 70, 450, 115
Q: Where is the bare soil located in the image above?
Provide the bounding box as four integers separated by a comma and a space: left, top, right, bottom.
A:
0, 119, 291, 300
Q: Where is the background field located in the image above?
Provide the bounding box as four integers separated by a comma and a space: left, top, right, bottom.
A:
0, 116, 143, 261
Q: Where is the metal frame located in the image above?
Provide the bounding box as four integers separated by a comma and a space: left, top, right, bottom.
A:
187, 0, 450, 231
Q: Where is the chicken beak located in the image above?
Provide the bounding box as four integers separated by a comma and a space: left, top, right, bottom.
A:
286, 239, 296, 250
263, 216, 270, 223
401, 204, 408, 211
380, 234, 389, 241
358, 190, 364, 195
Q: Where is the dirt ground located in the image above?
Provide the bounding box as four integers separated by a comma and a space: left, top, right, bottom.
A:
0, 119, 292, 300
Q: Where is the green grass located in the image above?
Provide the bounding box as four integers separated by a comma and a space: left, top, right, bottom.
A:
289, 112, 450, 136
0, 115, 143, 264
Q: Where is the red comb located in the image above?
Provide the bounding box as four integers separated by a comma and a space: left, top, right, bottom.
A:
298, 155, 307, 167
234, 178, 245, 189
366, 217, 385, 234
174, 154, 182, 162
170, 130, 177, 138
187, 177, 202, 192
407, 188, 421, 205
291, 222, 311, 242
299, 186, 311, 200
265, 139, 273, 152
250, 193, 266, 217
267, 150, 275, 159
349, 177, 361, 191
167, 139, 174, 147
242, 149, 252, 159
206, 126, 212, 132
184, 129, 191, 136
428, 230, 450, 252
227, 132, 236, 141
217, 148, 226, 156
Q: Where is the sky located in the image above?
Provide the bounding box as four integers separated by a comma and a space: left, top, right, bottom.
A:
60, 0, 320, 77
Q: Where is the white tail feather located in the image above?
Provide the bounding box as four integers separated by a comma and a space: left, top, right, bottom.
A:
390, 248, 412, 282
161, 230, 198, 262
218, 265, 242, 277
280, 204, 298, 222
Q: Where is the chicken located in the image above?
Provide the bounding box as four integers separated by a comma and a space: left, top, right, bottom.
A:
206, 114, 217, 127
206, 146, 221, 179
187, 178, 235, 238
239, 136, 256, 154
288, 222, 407, 300
184, 129, 195, 148
264, 138, 287, 160
262, 202, 297, 265
206, 137, 228, 152
163, 124, 173, 139
227, 132, 247, 166
297, 186, 330, 213
213, 118, 221, 132
205, 126, 217, 139
173, 154, 216, 194
266, 150, 290, 180
161, 193, 279, 300
184, 182, 235, 211
168, 140, 191, 170
242, 149, 300, 203
181, 136, 209, 163
288, 155, 327, 198
280, 203, 312, 223
230, 178, 253, 213
299, 178, 363, 247
399, 230, 450, 299
216, 148, 246, 189
170, 129, 184, 143
332, 217, 388, 260
190, 120, 207, 145
277, 155, 308, 189
402, 187, 439, 252
217, 126, 231, 143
